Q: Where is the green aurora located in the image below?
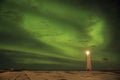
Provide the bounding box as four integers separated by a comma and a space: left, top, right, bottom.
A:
0, 0, 120, 70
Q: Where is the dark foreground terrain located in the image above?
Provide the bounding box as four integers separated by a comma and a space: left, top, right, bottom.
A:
0, 70, 120, 80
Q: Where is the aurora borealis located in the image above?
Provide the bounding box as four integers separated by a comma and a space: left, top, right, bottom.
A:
0, 0, 120, 70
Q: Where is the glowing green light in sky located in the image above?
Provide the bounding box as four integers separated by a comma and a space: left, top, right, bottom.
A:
1, 0, 119, 70
22, 1, 108, 57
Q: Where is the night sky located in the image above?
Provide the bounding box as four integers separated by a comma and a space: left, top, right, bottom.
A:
0, 0, 120, 70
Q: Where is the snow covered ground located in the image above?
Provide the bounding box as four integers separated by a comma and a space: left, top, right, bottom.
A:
0, 71, 120, 80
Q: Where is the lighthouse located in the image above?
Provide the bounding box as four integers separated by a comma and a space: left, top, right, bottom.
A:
86, 50, 92, 71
